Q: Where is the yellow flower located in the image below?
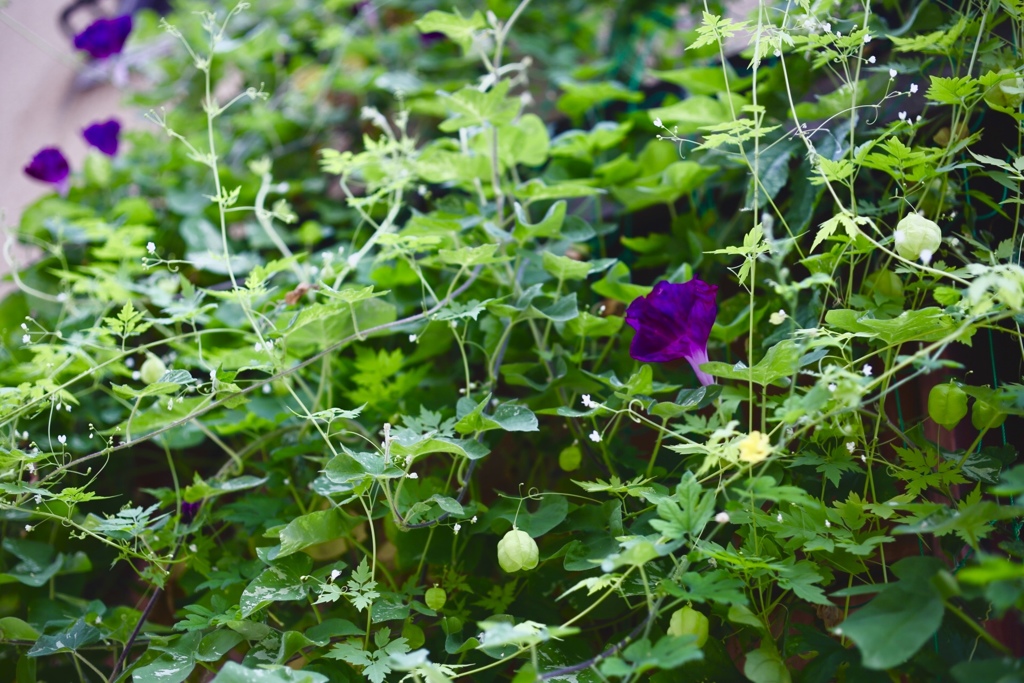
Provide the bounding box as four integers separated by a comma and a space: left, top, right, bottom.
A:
738, 431, 772, 464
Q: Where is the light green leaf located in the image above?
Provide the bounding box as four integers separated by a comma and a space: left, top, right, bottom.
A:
541, 251, 591, 281
413, 10, 486, 51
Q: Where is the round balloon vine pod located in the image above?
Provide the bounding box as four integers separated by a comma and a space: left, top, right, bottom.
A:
893, 213, 941, 262
668, 606, 709, 647
928, 382, 968, 430
425, 585, 447, 611
972, 399, 1006, 431
140, 355, 167, 385
497, 527, 539, 573
558, 444, 582, 472
984, 69, 1024, 110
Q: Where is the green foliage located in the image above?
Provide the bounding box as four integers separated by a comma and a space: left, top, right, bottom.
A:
1, 0, 1022, 681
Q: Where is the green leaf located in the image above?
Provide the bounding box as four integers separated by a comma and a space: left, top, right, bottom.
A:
183, 474, 267, 503
209, 662, 329, 683
743, 642, 792, 683
240, 554, 313, 617
132, 632, 202, 683
647, 95, 735, 134
0, 617, 40, 641
439, 81, 519, 132
413, 10, 486, 51
273, 508, 353, 559
556, 80, 642, 120
541, 251, 591, 281
592, 262, 652, 303
512, 200, 566, 242
824, 308, 962, 346
27, 619, 101, 657
700, 340, 801, 386
838, 558, 945, 669
648, 472, 716, 540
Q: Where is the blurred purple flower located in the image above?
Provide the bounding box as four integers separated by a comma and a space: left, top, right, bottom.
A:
625, 279, 718, 386
24, 147, 70, 193
83, 119, 122, 156
419, 31, 445, 47
180, 501, 201, 524
73, 15, 132, 59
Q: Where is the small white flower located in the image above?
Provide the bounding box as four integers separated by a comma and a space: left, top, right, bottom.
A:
57, 435, 66, 445
330, 569, 342, 582
65, 403, 71, 412
776, 512, 783, 522
24, 524, 32, 532
588, 430, 601, 443
868, 55, 876, 64
27, 462, 36, 474
167, 399, 174, 411
125, 357, 135, 368
828, 383, 837, 392
20, 323, 27, 331
715, 511, 730, 524
453, 523, 462, 535
132, 371, 141, 381
863, 34, 871, 43
189, 543, 198, 552
898, 111, 907, 121
262, 384, 271, 394
653, 117, 663, 128
861, 454, 867, 463
34, 494, 41, 504
254, 342, 263, 352
21, 431, 28, 440
919, 249, 933, 265
825, 519, 832, 528
846, 441, 856, 453
862, 364, 873, 377
909, 82, 918, 94
471, 515, 478, 523
22, 334, 30, 344
581, 394, 597, 409
408, 472, 419, 479
409, 334, 417, 343
823, 22, 832, 33
147, 241, 156, 255
889, 68, 897, 79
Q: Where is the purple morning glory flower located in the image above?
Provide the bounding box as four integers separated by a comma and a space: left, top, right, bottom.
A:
180, 501, 201, 524
83, 119, 121, 156
73, 15, 132, 60
24, 147, 70, 192
419, 31, 446, 47
625, 279, 718, 386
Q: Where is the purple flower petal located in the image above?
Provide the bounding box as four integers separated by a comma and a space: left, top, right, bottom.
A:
419, 31, 446, 47
73, 15, 132, 60
625, 279, 718, 386
180, 501, 201, 524
24, 147, 70, 188
83, 119, 121, 156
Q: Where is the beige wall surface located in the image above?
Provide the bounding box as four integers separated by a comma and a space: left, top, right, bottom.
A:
0, 0, 125, 274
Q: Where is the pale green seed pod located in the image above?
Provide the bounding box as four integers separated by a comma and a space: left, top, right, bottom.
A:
894, 213, 941, 262
425, 585, 447, 611
984, 69, 1024, 110
140, 355, 167, 385
497, 528, 539, 573
668, 606, 709, 647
